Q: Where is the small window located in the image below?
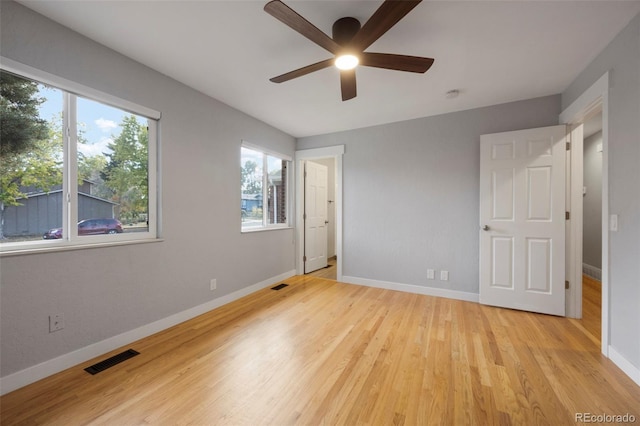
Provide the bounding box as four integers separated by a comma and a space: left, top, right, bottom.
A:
241, 144, 290, 231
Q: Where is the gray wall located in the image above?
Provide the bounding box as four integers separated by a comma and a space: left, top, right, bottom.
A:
298, 95, 560, 294
562, 13, 639, 370
0, 1, 295, 378
583, 131, 603, 269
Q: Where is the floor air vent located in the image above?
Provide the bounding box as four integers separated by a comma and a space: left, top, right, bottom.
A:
271, 283, 289, 290
84, 349, 140, 375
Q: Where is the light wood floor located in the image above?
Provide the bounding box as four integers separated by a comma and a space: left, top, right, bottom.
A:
580, 274, 602, 341
307, 256, 337, 280
2, 275, 638, 425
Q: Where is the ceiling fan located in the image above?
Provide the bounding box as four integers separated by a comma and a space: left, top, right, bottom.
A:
264, 0, 434, 101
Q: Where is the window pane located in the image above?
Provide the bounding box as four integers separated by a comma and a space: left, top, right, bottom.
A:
241, 147, 263, 229
267, 155, 287, 224
0, 72, 64, 242
77, 97, 148, 236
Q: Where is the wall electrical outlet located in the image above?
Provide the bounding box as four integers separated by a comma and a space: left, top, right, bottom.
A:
427, 269, 435, 280
210, 279, 217, 291
49, 314, 64, 333
440, 270, 449, 281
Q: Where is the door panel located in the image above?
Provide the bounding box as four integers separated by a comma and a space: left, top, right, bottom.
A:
527, 166, 552, 220
480, 125, 566, 316
492, 169, 515, 220
491, 236, 514, 288
526, 238, 551, 292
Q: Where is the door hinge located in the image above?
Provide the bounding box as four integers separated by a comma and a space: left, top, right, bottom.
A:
303, 256, 307, 262
565, 280, 570, 289
565, 211, 570, 220
566, 141, 571, 151
303, 213, 306, 220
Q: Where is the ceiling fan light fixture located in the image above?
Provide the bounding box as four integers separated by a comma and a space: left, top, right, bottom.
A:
264, 0, 433, 100
335, 54, 359, 70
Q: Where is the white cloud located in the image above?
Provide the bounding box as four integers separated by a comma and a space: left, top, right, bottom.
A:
95, 118, 117, 132
78, 137, 113, 157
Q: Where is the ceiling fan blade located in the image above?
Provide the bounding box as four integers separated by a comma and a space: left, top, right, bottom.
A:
264, 0, 341, 54
340, 69, 357, 101
349, 0, 422, 51
270, 58, 334, 83
360, 52, 434, 73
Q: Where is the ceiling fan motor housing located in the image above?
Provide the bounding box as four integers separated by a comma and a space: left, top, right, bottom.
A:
332, 17, 361, 46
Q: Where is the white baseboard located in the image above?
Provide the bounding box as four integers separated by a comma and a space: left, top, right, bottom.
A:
582, 263, 602, 281
341, 275, 479, 303
609, 346, 640, 387
0, 270, 295, 396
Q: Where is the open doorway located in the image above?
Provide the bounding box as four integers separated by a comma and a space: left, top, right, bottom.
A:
581, 109, 603, 341
295, 145, 344, 281
305, 158, 337, 279
560, 71, 609, 356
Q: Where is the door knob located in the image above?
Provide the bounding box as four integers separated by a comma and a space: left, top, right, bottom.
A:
325, 220, 329, 224
482, 225, 490, 231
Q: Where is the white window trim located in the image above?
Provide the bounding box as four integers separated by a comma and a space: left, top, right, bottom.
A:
0, 58, 160, 255
241, 141, 292, 232
0, 57, 161, 119
241, 141, 292, 162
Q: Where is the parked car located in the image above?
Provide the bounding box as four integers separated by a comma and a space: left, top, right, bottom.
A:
43, 218, 123, 239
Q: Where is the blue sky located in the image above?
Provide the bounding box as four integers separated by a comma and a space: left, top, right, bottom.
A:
37, 84, 146, 157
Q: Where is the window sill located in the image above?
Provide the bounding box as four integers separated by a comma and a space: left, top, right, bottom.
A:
241, 226, 293, 234
0, 238, 164, 257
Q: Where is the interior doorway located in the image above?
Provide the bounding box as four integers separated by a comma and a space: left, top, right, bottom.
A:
581, 109, 603, 341
304, 158, 338, 279
295, 145, 345, 281
560, 71, 609, 356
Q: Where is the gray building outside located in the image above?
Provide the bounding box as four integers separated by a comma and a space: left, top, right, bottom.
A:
3, 181, 118, 237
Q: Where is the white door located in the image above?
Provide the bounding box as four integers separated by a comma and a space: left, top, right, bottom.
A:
479, 125, 567, 316
304, 161, 328, 273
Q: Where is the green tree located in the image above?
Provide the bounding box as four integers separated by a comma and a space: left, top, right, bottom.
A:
76, 121, 110, 199
241, 160, 261, 195
102, 115, 148, 223
0, 73, 61, 239
0, 72, 49, 157
78, 152, 110, 198
0, 117, 62, 239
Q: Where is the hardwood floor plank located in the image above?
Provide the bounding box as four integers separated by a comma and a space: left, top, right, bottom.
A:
1, 276, 638, 425
581, 274, 602, 341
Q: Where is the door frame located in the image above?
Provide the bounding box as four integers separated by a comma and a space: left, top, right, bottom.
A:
560, 72, 609, 356
295, 145, 345, 281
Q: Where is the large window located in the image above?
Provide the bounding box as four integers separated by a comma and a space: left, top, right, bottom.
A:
0, 66, 158, 252
241, 143, 290, 231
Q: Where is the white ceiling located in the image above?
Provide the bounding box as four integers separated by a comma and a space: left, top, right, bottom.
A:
18, 0, 640, 138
